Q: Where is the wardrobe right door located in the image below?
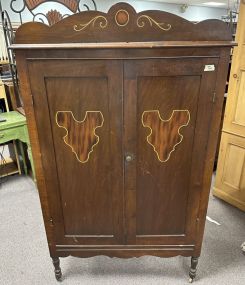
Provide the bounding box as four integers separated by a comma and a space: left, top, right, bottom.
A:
124, 58, 219, 246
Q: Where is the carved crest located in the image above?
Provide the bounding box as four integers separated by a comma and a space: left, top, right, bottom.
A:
15, 3, 232, 44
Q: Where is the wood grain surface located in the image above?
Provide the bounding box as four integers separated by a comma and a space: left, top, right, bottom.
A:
142, 110, 190, 162
56, 111, 104, 163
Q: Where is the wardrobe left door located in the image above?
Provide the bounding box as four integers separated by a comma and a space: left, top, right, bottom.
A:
27, 59, 124, 246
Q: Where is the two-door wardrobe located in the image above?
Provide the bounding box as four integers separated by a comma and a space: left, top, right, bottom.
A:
12, 3, 233, 282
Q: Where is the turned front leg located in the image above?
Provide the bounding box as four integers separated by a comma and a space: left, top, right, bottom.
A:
242, 242, 245, 256
189, 257, 199, 283
52, 257, 62, 282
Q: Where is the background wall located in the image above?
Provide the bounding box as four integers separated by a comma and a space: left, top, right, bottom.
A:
1, 0, 228, 23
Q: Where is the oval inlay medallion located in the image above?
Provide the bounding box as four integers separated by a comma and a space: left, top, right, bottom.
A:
115, 9, 129, 26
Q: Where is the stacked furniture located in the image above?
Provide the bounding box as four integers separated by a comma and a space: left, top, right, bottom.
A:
12, 3, 233, 282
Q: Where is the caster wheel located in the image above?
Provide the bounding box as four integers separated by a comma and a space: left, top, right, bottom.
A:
52, 257, 63, 282
55, 271, 63, 282
241, 242, 245, 255
55, 276, 63, 282
189, 257, 198, 283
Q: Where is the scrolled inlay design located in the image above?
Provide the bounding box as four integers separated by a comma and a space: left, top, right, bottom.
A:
56, 111, 104, 163
73, 16, 108, 31
142, 110, 190, 162
73, 11, 172, 32
137, 15, 172, 31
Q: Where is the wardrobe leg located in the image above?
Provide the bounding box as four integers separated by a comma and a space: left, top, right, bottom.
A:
52, 257, 63, 282
189, 257, 199, 283
241, 242, 245, 256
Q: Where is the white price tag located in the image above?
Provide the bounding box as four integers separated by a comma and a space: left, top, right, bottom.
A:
204, 65, 215, 72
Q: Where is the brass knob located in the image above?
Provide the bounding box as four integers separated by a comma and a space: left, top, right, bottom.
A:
233, 74, 238, 79
125, 155, 133, 162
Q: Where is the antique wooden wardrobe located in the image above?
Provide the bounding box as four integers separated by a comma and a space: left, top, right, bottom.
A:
12, 3, 233, 282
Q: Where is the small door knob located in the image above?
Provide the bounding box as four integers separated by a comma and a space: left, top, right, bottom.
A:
125, 155, 133, 162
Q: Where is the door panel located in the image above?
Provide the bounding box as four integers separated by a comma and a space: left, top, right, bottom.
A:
214, 132, 245, 211
124, 58, 218, 245
137, 76, 198, 236
27, 60, 124, 245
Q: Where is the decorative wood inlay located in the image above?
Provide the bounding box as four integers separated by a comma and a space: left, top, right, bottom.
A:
73, 13, 171, 32
73, 16, 108, 31
142, 110, 190, 162
115, 10, 130, 27
56, 111, 104, 163
137, 15, 172, 31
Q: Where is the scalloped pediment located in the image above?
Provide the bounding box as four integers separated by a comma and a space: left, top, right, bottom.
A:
15, 2, 232, 44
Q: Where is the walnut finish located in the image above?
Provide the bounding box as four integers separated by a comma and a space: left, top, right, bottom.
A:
13, 2, 233, 281
56, 111, 104, 163
142, 110, 190, 162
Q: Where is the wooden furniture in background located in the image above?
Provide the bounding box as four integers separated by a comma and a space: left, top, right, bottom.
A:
4, 82, 18, 111
213, 2, 245, 212
0, 79, 9, 112
0, 111, 35, 179
1, 14, 35, 179
0, 79, 21, 177
12, 3, 233, 282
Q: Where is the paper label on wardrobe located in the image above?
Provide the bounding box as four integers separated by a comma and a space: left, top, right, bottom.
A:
204, 65, 215, 72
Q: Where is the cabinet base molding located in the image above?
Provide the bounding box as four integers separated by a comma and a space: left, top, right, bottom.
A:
56, 244, 195, 249
213, 187, 245, 211
55, 247, 195, 259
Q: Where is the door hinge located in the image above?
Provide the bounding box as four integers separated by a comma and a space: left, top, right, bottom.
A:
212, 92, 216, 103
